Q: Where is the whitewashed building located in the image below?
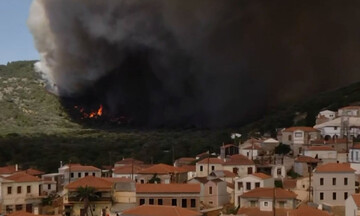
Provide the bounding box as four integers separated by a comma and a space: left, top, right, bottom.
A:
345, 193, 360, 216
281, 127, 320, 156
303, 146, 337, 164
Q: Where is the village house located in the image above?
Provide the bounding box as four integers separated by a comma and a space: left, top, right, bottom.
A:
174, 157, 196, 167
293, 155, 320, 177
222, 154, 256, 177
313, 163, 355, 206
114, 158, 144, 168
104, 177, 137, 213
58, 163, 101, 186
288, 204, 331, 216
311, 138, 351, 152
316, 110, 337, 125
112, 164, 144, 181
238, 187, 298, 215
303, 146, 337, 164
188, 177, 229, 208
135, 184, 201, 211
121, 204, 202, 216
0, 172, 43, 215
63, 176, 114, 216
220, 144, 239, 159
280, 127, 320, 156
261, 138, 280, 155
0, 165, 19, 177
7, 211, 52, 216
239, 144, 261, 160
234, 173, 274, 207
345, 193, 360, 216
314, 116, 360, 140
209, 170, 236, 184
41, 173, 64, 195
196, 158, 224, 177
136, 163, 188, 184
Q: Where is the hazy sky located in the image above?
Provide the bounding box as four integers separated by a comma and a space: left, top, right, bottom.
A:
0, 0, 39, 65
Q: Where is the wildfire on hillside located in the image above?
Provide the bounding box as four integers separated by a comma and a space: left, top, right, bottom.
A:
74, 104, 103, 119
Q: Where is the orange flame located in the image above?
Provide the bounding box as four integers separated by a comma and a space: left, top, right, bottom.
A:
75, 105, 103, 119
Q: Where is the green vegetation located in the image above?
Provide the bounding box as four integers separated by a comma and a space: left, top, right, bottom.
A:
1, 61, 360, 173
274, 143, 291, 155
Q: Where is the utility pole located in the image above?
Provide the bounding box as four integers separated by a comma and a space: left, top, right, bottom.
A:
308, 165, 312, 203
207, 150, 210, 176
273, 187, 276, 216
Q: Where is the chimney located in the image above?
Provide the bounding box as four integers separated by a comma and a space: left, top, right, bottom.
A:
60, 161, 63, 168
15, 164, 18, 172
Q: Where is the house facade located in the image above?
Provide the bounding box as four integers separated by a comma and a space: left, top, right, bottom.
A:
136, 163, 187, 184
58, 164, 101, 186
281, 127, 320, 156
196, 158, 223, 177
303, 146, 337, 164
313, 163, 355, 206
345, 194, 360, 216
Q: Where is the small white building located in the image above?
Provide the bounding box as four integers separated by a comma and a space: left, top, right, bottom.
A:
196, 158, 224, 177
345, 193, 360, 216
303, 146, 337, 164
261, 138, 280, 155
234, 173, 274, 207
281, 127, 320, 156
239, 144, 261, 160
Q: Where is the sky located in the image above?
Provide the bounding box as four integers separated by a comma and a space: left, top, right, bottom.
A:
0, 0, 39, 65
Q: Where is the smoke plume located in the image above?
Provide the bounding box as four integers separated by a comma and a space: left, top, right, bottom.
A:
28, 0, 360, 127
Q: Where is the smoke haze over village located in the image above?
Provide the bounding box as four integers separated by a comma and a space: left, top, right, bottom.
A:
28, 0, 360, 127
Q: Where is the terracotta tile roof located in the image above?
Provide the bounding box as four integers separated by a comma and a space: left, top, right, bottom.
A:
237, 207, 288, 216
102, 177, 133, 183
136, 183, 200, 193
0, 165, 17, 175
283, 178, 297, 189
288, 204, 331, 216
222, 170, 237, 177
25, 168, 44, 176
307, 146, 335, 151
8, 211, 50, 216
243, 144, 262, 150
113, 164, 143, 174
227, 182, 235, 189
180, 165, 196, 172
340, 106, 360, 110
115, 158, 144, 165
67, 164, 101, 172
352, 194, 360, 207
121, 205, 202, 216
352, 144, 360, 149
196, 151, 209, 158
251, 172, 272, 179
223, 154, 254, 165
241, 187, 297, 199
5, 172, 40, 182
189, 177, 208, 184
175, 157, 196, 164
315, 163, 355, 173
221, 144, 238, 148
138, 163, 187, 174
295, 156, 320, 163
66, 176, 113, 191
283, 127, 319, 132
197, 158, 224, 165
311, 138, 348, 144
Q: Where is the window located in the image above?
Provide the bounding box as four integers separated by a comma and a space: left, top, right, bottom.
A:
246, 182, 251, 190
345, 192, 348, 200
158, 199, 163, 205
238, 182, 243, 190
288, 135, 292, 141
277, 168, 282, 175
209, 186, 213, 194
344, 178, 348, 185
172, 199, 177, 206
233, 167, 238, 174
333, 178, 336, 185
357, 151, 359, 161
264, 202, 268, 206
92, 172, 95, 176
78, 173, 81, 178
149, 198, 154, 205
15, 205, 22, 211
211, 165, 215, 171
320, 178, 324, 185
48, 184, 51, 190
17, 186, 22, 194
182, 199, 187, 208
200, 165, 203, 172
7, 186, 12, 194
255, 182, 260, 188
85, 172, 88, 176
139, 199, 145, 205
320, 192, 324, 200
295, 132, 302, 137
279, 201, 285, 208
140, 179, 145, 184
250, 201, 256, 207
70, 172, 74, 178
27, 186, 31, 193
247, 167, 253, 174
334, 126, 337, 130
333, 192, 336, 200
191, 199, 196, 208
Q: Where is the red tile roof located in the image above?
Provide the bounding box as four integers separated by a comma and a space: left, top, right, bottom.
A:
295, 156, 320, 163
66, 176, 113, 191
8, 211, 50, 216
67, 164, 100, 171
251, 172, 272, 179
121, 205, 202, 216
138, 163, 187, 174
0, 165, 17, 175
221, 144, 238, 148
102, 177, 133, 183
311, 138, 348, 144
113, 164, 143, 174
340, 106, 360, 110
115, 158, 144, 165
197, 158, 224, 165
283, 178, 297, 189
241, 187, 297, 199
237, 207, 288, 216
243, 144, 262, 150
180, 165, 196, 172
175, 157, 196, 164
283, 127, 319, 132
25, 168, 44, 176
5, 172, 40, 182
223, 154, 255, 165
315, 163, 355, 173
288, 204, 331, 216
136, 183, 200, 193
352, 144, 360, 149
352, 194, 360, 207
307, 146, 335, 151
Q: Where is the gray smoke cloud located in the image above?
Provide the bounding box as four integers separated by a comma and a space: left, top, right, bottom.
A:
28, 0, 360, 127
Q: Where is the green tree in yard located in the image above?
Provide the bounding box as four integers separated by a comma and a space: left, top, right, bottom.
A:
274, 143, 291, 155
73, 186, 98, 216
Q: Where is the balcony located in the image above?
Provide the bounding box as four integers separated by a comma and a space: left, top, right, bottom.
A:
68, 197, 112, 202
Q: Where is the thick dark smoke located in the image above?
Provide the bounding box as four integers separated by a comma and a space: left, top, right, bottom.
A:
28, 0, 360, 127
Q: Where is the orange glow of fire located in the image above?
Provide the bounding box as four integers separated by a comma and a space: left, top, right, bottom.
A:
75, 105, 103, 119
